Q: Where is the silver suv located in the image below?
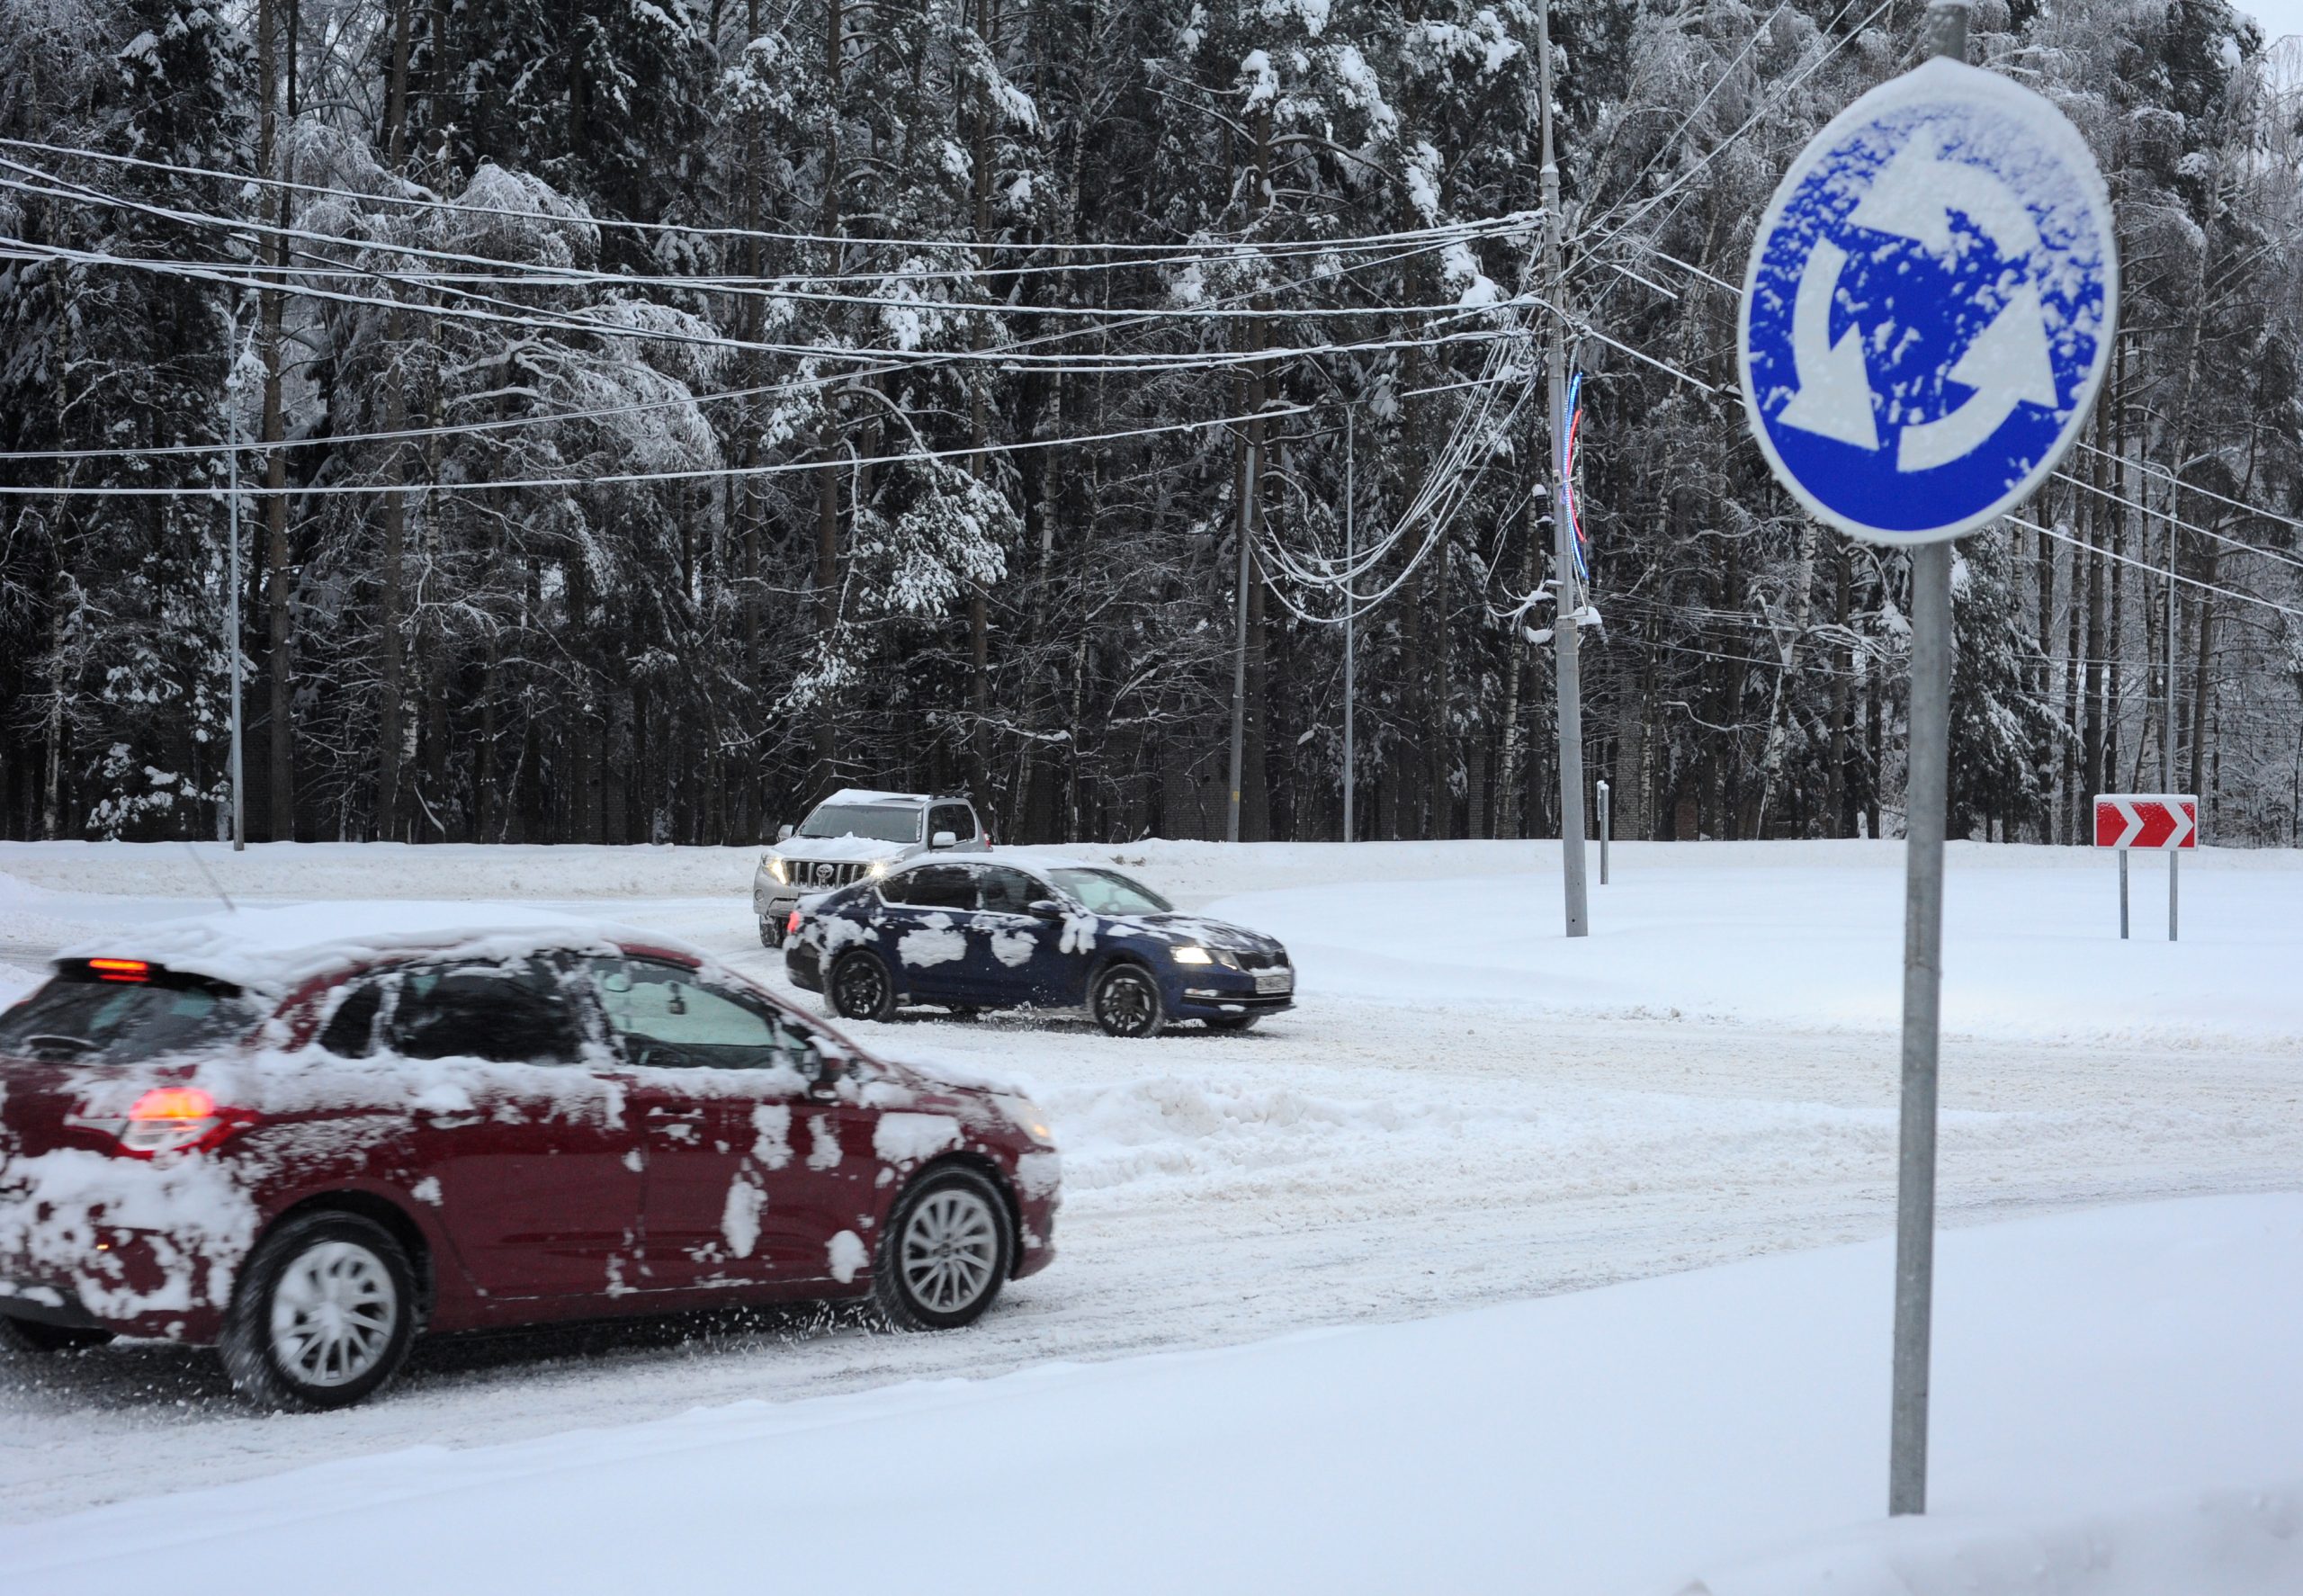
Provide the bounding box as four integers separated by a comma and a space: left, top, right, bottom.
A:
754, 789, 989, 946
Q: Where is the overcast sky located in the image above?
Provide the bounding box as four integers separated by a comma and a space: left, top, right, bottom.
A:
2236, 0, 2303, 47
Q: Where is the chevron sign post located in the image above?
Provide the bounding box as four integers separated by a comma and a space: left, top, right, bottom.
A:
2094, 793, 2197, 942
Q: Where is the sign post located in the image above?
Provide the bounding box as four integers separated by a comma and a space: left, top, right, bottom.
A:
1597, 779, 1610, 885
1738, 0, 2118, 1518
2093, 794, 2197, 941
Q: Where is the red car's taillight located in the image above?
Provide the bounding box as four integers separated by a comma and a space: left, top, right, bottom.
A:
112, 1087, 254, 1158
786, 910, 802, 936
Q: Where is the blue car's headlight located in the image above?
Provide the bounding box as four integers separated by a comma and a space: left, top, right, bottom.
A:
1170, 946, 1215, 965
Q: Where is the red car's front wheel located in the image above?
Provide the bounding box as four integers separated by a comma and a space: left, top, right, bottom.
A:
874, 1169, 1012, 1331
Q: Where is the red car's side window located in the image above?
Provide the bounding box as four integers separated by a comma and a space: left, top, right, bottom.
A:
587, 957, 811, 1074
393, 963, 578, 1065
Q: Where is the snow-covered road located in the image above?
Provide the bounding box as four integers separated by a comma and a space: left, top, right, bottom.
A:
2, 840, 2298, 1526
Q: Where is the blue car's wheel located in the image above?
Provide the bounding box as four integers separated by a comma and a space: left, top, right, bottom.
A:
1091, 962, 1164, 1038
829, 950, 896, 1023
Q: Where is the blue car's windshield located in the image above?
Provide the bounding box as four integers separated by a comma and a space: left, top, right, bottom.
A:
1049, 868, 1171, 916
797, 804, 919, 844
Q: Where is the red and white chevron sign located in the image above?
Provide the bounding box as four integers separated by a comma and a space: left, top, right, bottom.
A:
2093, 794, 2198, 849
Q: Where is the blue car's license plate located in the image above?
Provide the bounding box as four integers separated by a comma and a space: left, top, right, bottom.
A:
1253, 971, 1292, 995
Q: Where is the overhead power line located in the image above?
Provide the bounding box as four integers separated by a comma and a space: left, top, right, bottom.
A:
2073, 439, 2303, 535
2015, 515, 2303, 621
2050, 469, 2303, 577
0, 157, 1531, 323
0, 232, 1526, 378
0, 363, 1525, 501
0, 135, 1535, 266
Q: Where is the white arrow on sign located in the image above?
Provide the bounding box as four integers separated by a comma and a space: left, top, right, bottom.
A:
1779, 240, 1880, 451
1897, 282, 2060, 471
1775, 136, 2059, 472
1845, 137, 2041, 260
2103, 795, 2144, 848
2168, 802, 2196, 848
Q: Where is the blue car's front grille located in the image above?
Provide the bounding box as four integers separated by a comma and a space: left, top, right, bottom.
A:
1232, 949, 1286, 972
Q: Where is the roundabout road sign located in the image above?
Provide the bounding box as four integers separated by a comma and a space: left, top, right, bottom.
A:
1739, 58, 2118, 544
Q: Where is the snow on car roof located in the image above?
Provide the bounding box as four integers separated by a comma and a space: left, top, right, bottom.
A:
813, 788, 966, 808
58, 901, 703, 997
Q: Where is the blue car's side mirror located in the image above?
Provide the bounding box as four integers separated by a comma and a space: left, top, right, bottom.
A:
1026, 899, 1066, 920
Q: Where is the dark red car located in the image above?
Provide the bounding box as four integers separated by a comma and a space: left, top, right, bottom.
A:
0, 904, 1060, 1409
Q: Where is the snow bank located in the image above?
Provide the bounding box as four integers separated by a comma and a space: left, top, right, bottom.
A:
1201, 841, 2303, 1045
2, 1196, 2296, 1596
1700, 1483, 2303, 1595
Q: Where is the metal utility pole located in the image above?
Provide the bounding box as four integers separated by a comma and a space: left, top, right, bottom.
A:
1343, 408, 1357, 844
1536, 0, 1589, 937
1226, 428, 1260, 844
2164, 488, 2179, 940
225, 309, 246, 855
1886, 0, 1965, 1522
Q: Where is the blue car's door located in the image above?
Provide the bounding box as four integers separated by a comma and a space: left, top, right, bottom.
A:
966, 865, 1074, 1006
876, 863, 976, 1000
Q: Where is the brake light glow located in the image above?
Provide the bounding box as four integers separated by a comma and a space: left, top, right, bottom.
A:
88, 958, 150, 982
113, 1086, 250, 1157
130, 1087, 215, 1122
786, 910, 802, 936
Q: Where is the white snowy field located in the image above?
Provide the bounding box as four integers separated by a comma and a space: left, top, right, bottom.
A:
4, 836, 2297, 1041
1, 837, 2299, 1583
5, 1197, 2299, 1596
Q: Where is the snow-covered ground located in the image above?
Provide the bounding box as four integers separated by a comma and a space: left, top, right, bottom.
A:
2, 838, 2299, 1587
6, 1197, 2299, 1596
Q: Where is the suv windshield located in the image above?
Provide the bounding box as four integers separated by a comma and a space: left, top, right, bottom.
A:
1049, 868, 1172, 916
796, 803, 920, 845
0, 971, 254, 1063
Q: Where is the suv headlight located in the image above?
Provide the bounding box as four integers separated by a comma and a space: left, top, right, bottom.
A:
766, 855, 790, 884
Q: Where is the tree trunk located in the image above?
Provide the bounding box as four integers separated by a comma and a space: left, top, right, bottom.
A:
2080, 405, 2108, 805
1827, 544, 1851, 835
1752, 519, 1815, 838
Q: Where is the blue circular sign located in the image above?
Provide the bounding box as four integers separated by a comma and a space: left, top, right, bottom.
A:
1739, 58, 2118, 544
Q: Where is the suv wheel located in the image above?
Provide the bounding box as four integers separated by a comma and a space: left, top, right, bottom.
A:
874, 1168, 1012, 1330
758, 915, 784, 949
220, 1211, 417, 1412
829, 949, 896, 1023
1091, 962, 1164, 1038
0, 1316, 114, 1355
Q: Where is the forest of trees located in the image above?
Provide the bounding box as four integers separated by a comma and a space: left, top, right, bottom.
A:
2, 0, 2299, 848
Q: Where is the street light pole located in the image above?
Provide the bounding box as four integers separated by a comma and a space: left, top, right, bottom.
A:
225, 307, 246, 855
1537, 0, 1589, 938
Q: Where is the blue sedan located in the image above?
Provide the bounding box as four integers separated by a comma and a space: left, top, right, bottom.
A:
784, 857, 1294, 1036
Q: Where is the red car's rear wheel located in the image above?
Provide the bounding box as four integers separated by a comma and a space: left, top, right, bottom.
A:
221, 1211, 417, 1412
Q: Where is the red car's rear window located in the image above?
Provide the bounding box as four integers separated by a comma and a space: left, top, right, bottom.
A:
0, 969, 253, 1063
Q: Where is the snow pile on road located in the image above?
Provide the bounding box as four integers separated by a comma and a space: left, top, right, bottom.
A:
2, 1196, 2295, 1596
